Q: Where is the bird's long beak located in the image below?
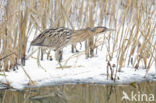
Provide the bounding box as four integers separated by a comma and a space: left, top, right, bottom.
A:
106, 28, 116, 31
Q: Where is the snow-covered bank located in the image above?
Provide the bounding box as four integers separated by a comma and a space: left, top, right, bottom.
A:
0, 45, 156, 90
0, 0, 155, 91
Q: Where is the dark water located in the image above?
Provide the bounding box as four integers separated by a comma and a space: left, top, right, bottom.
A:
0, 82, 156, 103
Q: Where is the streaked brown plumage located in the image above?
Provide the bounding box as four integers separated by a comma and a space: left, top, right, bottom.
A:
31, 26, 114, 51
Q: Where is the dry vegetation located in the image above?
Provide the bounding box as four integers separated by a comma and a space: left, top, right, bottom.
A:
0, 0, 155, 76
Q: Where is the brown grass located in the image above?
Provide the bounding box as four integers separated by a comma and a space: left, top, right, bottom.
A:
0, 0, 155, 81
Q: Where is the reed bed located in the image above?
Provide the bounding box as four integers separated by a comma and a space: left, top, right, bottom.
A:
0, 0, 155, 80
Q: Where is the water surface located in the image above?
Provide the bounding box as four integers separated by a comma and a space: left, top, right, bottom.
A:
0, 82, 156, 103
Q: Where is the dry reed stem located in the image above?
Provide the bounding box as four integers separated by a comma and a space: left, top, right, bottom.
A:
0, 0, 155, 75
21, 65, 36, 86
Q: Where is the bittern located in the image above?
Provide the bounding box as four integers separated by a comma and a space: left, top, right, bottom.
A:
31, 27, 114, 62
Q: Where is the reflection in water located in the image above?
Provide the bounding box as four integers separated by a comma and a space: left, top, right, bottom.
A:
0, 82, 156, 103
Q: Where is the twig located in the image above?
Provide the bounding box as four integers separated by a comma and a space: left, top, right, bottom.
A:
0, 52, 15, 61
21, 65, 36, 86
2, 90, 6, 103
26, 48, 38, 59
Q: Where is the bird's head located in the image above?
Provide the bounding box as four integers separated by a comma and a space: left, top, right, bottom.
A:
90, 26, 115, 34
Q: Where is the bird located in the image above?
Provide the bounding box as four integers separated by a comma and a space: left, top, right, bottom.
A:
31, 26, 114, 50
31, 26, 115, 63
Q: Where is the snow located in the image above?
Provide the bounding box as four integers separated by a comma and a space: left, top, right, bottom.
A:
0, 0, 155, 90
0, 43, 156, 90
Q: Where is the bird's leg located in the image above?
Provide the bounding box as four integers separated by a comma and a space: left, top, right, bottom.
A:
71, 45, 75, 53
71, 44, 79, 53
58, 50, 63, 62
58, 50, 63, 69
55, 49, 63, 69
47, 49, 51, 60
89, 37, 94, 57
40, 48, 44, 60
